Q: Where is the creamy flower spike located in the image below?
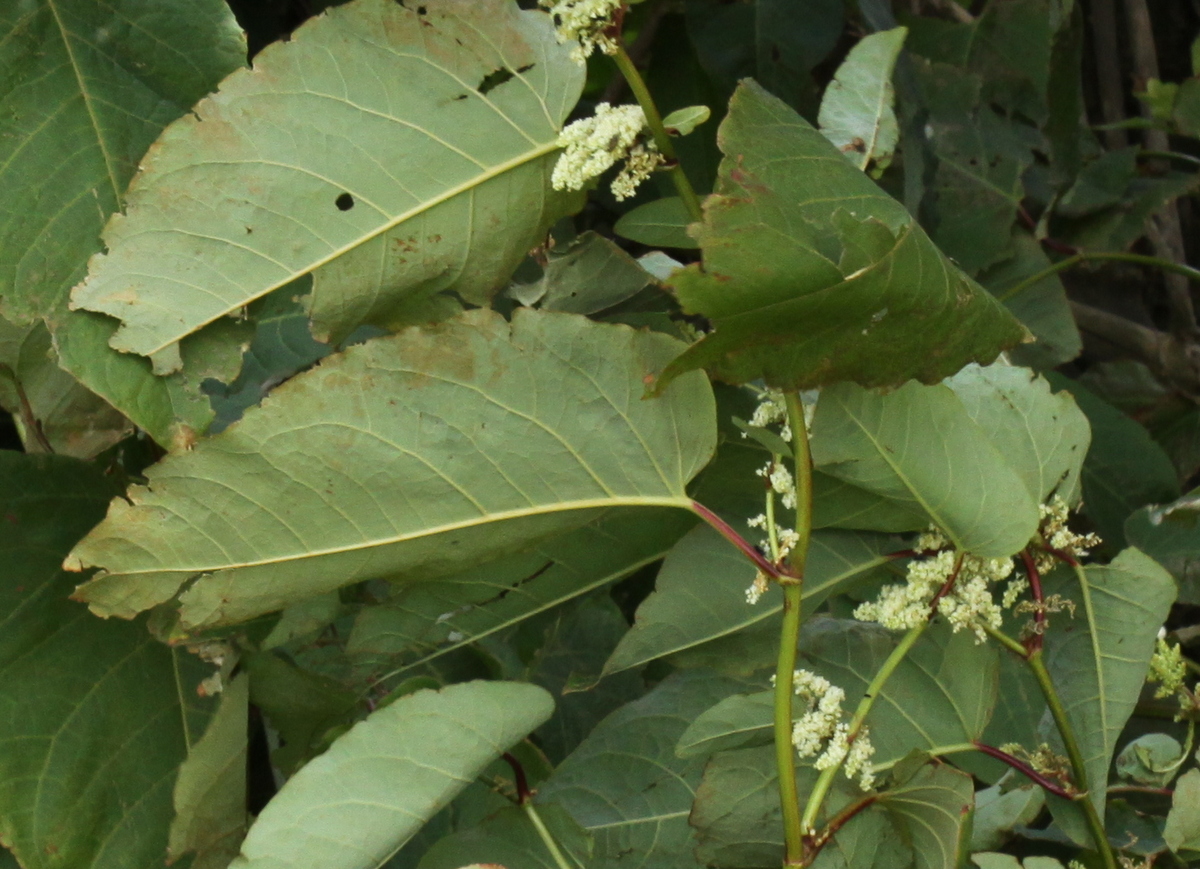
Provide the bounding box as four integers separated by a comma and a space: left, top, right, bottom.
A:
1148, 634, 1187, 700
853, 527, 1016, 642
539, 0, 622, 63
789, 669, 876, 791
551, 103, 663, 201
1034, 496, 1101, 573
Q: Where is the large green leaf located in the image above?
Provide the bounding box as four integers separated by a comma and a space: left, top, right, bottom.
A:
229, 680, 554, 869
537, 669, 755, 869
657, 80, 1025, 393
0, 0, 246, 444
810, 378, 1040, 557
1164, 769, 1200, 856
878, 761, 974, 869
348, 510, 696, 680
818, 27, 908, 173
0, 0, 245, 324
0, 453, 217, 869
0, 315, 129, 457
601, 524, 896, 677
67, 310, 716, 629
1042, 548, 1176, 833
71, 0, 584, 369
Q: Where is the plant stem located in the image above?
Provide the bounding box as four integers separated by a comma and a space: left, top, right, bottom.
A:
524, 802, 577, 869
1026, 650, 1118, 869
610, 44, 703, 222
999, 250, 1200, 302
982, 623, 1033, 659
800, 622, 928, 838
772, 393, 815, 866
775, 581, 805, 865
971, 741, 1074, 799
1139, 149, 1200, 169
691, 500, 794, 579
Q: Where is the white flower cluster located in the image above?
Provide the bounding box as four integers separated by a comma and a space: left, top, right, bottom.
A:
1034, 496, 1101, 573
757, 460, 797, 509
790, 669, 875, 790
551, 103, 664, 201
745, 570, 769, 605
745, 389, 794, 442
854, 528, 1017, 642
539, 0, 622, 63
1148, 631, 1188, 700
743, 516, 802, 604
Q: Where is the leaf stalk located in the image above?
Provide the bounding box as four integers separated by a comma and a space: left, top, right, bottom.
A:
999, 250, 1200, 302
610, 45, 704, 222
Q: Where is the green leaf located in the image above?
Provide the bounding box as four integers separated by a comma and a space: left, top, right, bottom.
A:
348, 510, 695, 680
613, 197, 699, 249
525, 594, 646, 764
68, 310, 716, 629
658, 80, 1026, 393
514, 231, 653, 315
1042, 548, 1177, 833
601, 524, 896, 677
1164, 769, 1200, 855
980, 231, 1082, 369
810, 378, 1040, 557
1047, 374, 1181, 549
878, 761, 974, 869
910, 61, 1033, 275
676, 691, 777, 758
0, 0, 245, 446
812, 473, 931, 533
0, 452, 217, 869
970, 782, 1044, 851
417, 803, 592, 869
229, 680, 554, 869
1115, 733, 1184, 787
663, 105, 713, 136
169, 673, 249, 869
0, 315, 129, 457
537, 669, 755, 869
818, 27, 908, 173
243, 652, 361, 775
0, 0, 245, 325
1125, 489, 1200, 604
945, 363, 1089, 507
688, 744, 911, 869
71, 0, 584, 367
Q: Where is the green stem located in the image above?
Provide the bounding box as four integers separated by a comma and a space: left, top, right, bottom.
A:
1026, 650, 1118, 869
800, 622, 929, 837
771, 394, 815, 866
610, 45, 703, 222
775, 582, 805, 865
524, 802, 577, 869
999, 251, 1200, 302
1138, 149, 1200, 169
982, 623, 1031, 659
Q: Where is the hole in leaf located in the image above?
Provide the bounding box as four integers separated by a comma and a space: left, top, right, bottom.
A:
516, 63, 535, 74
336, 193, 354, 211
417, 4, 426, 12
478, 67, 514, 94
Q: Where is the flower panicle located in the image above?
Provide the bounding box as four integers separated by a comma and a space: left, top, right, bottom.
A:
551, 103, 664, 201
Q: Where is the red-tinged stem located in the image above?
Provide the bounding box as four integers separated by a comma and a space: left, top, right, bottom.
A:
804, 794, 879, 863
928, 553, 965, 615
972, 742, 1074, 799
1019, 549, 1046, 653
1039, 544, 1080, 567
691, 500, 797, 579
503, 752, 532, 804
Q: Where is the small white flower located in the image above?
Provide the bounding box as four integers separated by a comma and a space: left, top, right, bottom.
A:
539, 0, 622, 63
611, 143, 665, 200
745, 571, 769, 605
844, 727, 876, 791
750, 391, 788, 428
1001, 577, 1029, 609
1035, 496, 1101, 573
777, 528, 800, 559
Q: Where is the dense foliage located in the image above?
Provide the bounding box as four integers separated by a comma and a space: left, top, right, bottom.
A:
1, 1, 1199, 868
